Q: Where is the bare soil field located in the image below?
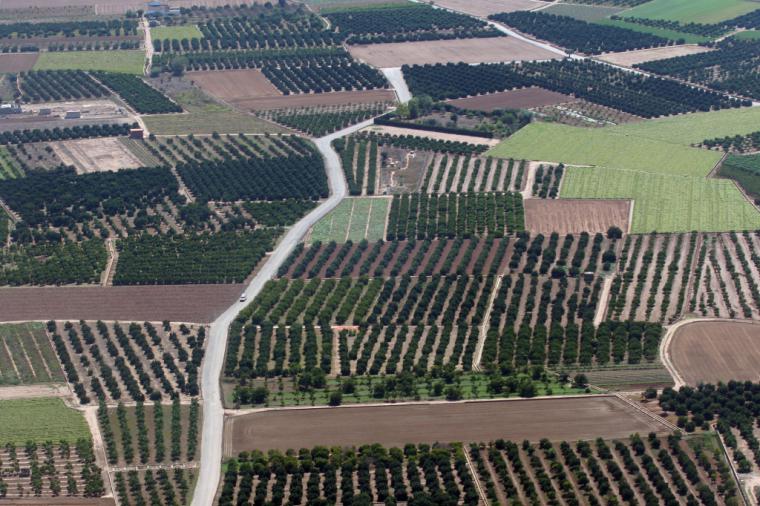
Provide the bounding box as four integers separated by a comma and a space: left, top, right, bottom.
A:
189, 69, 281, 103
0, 498, 115, 506
235, 89, 396, 111
669, 320, 760, 386
0, 53, 39, 73
599, 45, 714, 67
224, 396, 670, 454
447, 87, 573, 112
525, 198, 631, 234
53, 137, 143, 174
0, 384, 69, 400
0, 284, 244, 323
430, 0, 548, 17
349, 37, 558, 67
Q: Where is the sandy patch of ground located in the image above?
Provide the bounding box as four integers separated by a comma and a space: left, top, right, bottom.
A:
363, 124, 501, 146
0, 284, 244, 324
224, 396, 671, 454
0, 383, 69, 400
598, 45, 714, 67
669, 320, 760, 386
349, 36, 558, 67
447, 87, 573, 112
0, 53, 39, 73
524, 198, 632, 234
431, 0, 548, 17
53, 137, 143, 174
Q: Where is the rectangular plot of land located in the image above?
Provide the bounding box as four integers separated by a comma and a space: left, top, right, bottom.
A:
225, 396, 670, 454
447, 87, 573, 112
52, 137, 144, 174
0, 322, 63, 386
349, 37, 558, 67
0, 53, 38, 73
191, 69, 282, 103
525, 198, 631, 234
599, 45, 713, 67
309, 197, 390, 244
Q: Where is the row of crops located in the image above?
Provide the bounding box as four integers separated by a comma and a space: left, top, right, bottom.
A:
403, 59, 747, 117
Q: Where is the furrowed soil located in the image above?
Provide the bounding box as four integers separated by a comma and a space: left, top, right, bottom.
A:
0, 53, 39, 73
598, 44, 714, 67
524, 198, 631, 234
446, 87, 573, 112
225, 396, 670, 454
348, 37, 558, 67
669, 320, 760, 385
0, 284, 244, 323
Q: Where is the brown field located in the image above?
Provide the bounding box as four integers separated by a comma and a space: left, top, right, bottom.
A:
233, 89, 396, 111
430, 0, 548, 17
0, 284, 244, 323
349, 37, 558, 67
224, 396, 670, 454
525, 198, 631, 234
447, 87, 573, 112
189, 69, 281, 103
0, 497, 115, 506
53, 137, 143, 174
599, 45, 713, 67
191, 70, 396, 110
669, 320, 760, 386
0, 53, 39, 73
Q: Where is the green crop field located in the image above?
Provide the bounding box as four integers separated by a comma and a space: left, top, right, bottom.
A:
543, 3, 624, 22
595, 18, 710, 44
733, 30, 760, 40
143, 88, 286, 135
561, 166, 760, 233
151, 24, 203, 40
309, 197, 390, 243
487, 122, 720, 176
0, 147, 23, 180
609, 107, 760, 146
718, 153, 760, 200
622, 0, 758, 24
33, 50, 145, 74
0, 398, 91, 444
0, 322, 65, 385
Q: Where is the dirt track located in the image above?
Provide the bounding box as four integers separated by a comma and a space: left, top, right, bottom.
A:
225, 396, 670, 454
349, 37, 557, 67
0, 284, 244, 323
525, 198, 631, 234
669, 320, 760, 386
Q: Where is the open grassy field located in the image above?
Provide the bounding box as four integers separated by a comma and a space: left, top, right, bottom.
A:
142, 88, 286, 135
595, 18, 710, 44
719, 153, 760, 200
151, 24, 202, 40
0, 398, 90, 444
309, 197, 390, 243
0, 322, 65, 385
561, 166, 760, 232
487, 122, 720, 176
610, 107, 760, 146
621, 0, 759, 24
33, 50, 145, 74
734, 30, 760, 40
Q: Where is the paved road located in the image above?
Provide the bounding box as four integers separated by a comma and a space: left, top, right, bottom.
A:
190, 119, 374, 506
381, 68, 413, 103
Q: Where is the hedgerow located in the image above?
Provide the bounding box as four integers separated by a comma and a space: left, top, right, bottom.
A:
0, 123, 135, 145
0, 240, 106, 286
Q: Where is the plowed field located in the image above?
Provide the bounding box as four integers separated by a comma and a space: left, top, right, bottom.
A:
225, 396, 670, 454
525, 198, 631, 234
669, 320, 760, 385
446, 87, 573, 112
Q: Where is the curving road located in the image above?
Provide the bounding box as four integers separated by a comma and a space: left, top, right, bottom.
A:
191, 118, 375, 506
